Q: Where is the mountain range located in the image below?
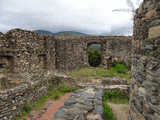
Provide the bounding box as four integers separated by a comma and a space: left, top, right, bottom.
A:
34, 29, 131, 36
34, 30, 87, 36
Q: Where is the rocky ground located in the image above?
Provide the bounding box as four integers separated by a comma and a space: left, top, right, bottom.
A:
54, 84, 129, 120
22, 76, 129, 120
54, 86, 104, 120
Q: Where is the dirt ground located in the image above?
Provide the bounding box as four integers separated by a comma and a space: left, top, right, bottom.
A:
25, 93, 71, 120
108, 102, 129, 120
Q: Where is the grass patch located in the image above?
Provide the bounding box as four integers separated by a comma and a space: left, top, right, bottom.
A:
23, 101, 32, 113
103, 90, 129, 120
32, 84, 77, 110
69, 65, 130, 82
104, 102, 117, 120
104, 90, 129, 104
15, 84, 78, 120
70, 67, 110, 81
15, 112, 28, 120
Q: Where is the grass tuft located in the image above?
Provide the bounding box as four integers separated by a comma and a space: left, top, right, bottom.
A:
103, 90, 129, 120
104, 90, 129, 104
104, 102, 117, 120
15, 84, 78, 120
23, 101, 32, 113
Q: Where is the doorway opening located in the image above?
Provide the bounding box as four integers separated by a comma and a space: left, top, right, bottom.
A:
88, 43, 102, 67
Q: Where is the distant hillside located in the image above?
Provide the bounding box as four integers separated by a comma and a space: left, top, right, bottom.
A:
34, 30, 87, 36
89, 44, 101, 51
34, 30, 54, 35
54, 31, 87, 36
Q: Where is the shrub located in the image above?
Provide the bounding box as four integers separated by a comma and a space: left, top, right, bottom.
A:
110, 61, 130, 74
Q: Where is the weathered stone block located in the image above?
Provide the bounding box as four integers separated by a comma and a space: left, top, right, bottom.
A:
149, 26, 160, 39
145, 9, 157, 19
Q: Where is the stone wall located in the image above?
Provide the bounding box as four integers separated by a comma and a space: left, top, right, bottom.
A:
5, 29, 56, 73
55, 36, 131, 71
130, 0, 160, 119
0, 29, 131, 73
0, 28, 132, 119
0, 29, 57, 90
0, 72, 69, 120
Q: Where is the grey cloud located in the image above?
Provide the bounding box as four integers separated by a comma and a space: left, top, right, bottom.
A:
0, 0, 142, 35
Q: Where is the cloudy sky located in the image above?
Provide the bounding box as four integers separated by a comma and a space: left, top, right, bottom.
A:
0, 0, 142, 35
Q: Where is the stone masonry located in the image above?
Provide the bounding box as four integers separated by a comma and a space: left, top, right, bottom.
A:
0, 28, 131, 120
55, 36, 131, 71
130, 0, 160, 119
2, 0, 160, 119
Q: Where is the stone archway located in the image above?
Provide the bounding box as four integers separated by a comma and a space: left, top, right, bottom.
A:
87, 41, 104, 67
87, 43, 102, 67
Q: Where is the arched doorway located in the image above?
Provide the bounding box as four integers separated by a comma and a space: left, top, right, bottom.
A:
87, 43, 102, 67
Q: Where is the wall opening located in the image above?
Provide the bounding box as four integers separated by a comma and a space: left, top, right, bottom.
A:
38, 54, 47, 70
88, 43, 102, 67
0, 56, 14, 73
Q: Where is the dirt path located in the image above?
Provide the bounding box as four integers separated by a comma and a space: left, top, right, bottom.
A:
108, 102, 129, 120
25, 93, 71, 120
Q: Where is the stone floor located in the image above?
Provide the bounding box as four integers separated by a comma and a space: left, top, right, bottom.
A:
54, 86, 104, 120
24, 84, 129, 120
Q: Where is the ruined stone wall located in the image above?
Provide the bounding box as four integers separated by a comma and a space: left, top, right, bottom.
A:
0, 28, 131, 119
0, 29, 56, 91
130, 0, 160, 119
0, 72, 68, 120
5, 29, 56, 73
0, 29, 131, 73
55, 36, 131, 71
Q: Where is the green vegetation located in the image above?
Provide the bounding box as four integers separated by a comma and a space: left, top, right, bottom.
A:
70, 61, 131, 82
111, 61, 130, 73
23, 101, 32, 113
103, 90, 129, 120
32, 84, 77, 110
104, 90, 129, 104
88, 48, 102, 67
15, 84, 78, 120
104, 102, 117, 120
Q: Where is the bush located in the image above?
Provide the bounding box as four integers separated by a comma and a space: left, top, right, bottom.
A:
88, 48, 102, 67
110, 61, 130, 74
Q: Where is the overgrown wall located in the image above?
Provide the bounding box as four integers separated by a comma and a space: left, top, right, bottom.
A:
130, 0, 160, 119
